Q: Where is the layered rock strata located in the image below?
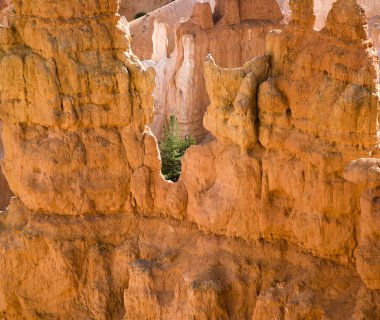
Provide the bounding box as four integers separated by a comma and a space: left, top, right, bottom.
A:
0, 0, 379, 319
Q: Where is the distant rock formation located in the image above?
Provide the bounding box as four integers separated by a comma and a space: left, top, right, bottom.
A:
132, 0, 380, 141
148, 0, 285, 141
0, 0, 13, 27
129, 0, 200, 60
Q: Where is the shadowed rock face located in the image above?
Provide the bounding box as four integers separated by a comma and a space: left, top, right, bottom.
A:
0, 0, 379, 319
0, 1, 13, 210
119, 0, 173, 21
0, 122, 12, 210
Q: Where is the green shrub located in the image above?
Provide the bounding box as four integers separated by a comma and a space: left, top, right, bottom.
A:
159, 115, 196, 182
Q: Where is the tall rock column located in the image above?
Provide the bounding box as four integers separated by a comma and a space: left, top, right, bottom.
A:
0, 0, 165, 318
0, 0, 155, 215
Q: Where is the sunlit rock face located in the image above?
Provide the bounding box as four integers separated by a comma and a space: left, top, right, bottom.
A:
0, 0, 379, 319
0, 0, 157, 215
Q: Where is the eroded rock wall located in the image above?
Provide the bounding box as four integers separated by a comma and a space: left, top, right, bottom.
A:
0, 0, 157, 216
198, 0, 380, 289
369, 15, 380, 63
0, 122, 12, 210
0, 0, 379, 319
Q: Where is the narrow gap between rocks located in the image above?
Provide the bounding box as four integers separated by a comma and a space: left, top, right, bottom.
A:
156, 115, 196, 182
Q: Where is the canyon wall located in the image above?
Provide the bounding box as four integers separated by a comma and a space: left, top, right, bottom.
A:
0, 123, 12, 210
129, 0, 380, 60
0, 0, 379, 319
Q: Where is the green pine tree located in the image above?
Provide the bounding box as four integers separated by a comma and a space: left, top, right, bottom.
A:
159, 115, 196, 182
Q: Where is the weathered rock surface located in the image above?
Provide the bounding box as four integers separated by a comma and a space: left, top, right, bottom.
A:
0, 0, 157, 215
0, 0, 379, 319
188, 0, 380, 263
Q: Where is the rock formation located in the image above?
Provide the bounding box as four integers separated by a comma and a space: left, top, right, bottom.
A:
0, 0, 379, 319
0, 0, 157, 216
129, 0, 200, 60
133, 0, 380, 141
149, 0, 285, 141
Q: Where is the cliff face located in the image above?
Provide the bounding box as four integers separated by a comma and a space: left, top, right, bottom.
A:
0, 0, 379, 319
0, 0, 157, 216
